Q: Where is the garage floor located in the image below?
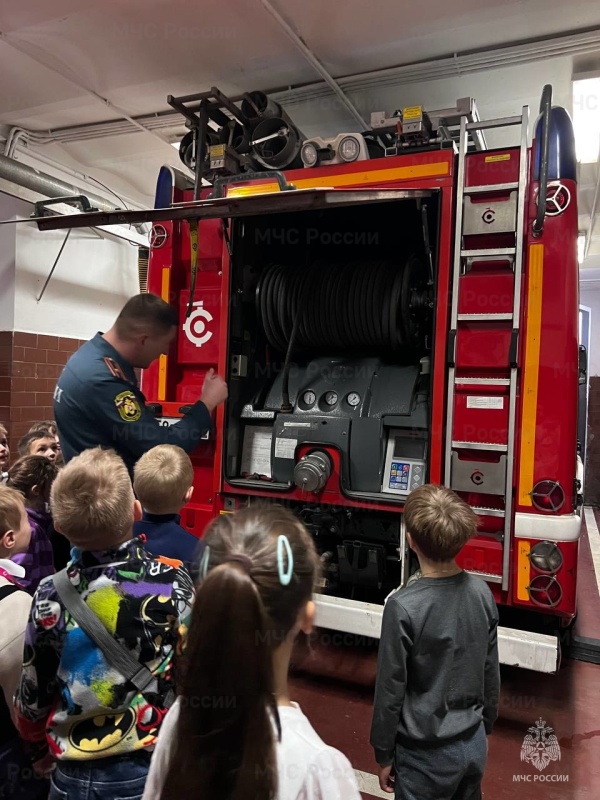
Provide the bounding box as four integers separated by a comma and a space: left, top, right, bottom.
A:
289, 510, 600, 799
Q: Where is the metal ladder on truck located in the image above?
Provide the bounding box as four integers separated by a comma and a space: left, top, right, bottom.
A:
445, 105, 530, 592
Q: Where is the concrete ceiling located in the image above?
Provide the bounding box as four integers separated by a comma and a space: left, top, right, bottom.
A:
0, 0, 599, 266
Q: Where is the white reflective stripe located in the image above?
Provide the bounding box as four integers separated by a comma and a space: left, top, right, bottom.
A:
583, 507, 600, 596
314, 594, 383, 639
314, 596, 560, 673
497, 627, 559, 673
514, 512, 582, 542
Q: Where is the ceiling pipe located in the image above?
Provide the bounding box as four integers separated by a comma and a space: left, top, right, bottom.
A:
0, 177, 149, 247
279, 27, 600, 102
258, 0, 369, 129
0, 153, 148, 235
10, 139, 148, 210
6, 27, 600, 145
0, 154, 119, 212
1, 26, 599, 150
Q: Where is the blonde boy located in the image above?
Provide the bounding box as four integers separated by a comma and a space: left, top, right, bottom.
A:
14, 448, 194, 799
371, 484, 500, 800
133, 444, 203, 566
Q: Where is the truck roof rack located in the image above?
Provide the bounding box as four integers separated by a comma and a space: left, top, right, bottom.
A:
370, 97, 487, 153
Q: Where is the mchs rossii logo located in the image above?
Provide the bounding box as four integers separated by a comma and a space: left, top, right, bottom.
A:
513, 719, 568, 783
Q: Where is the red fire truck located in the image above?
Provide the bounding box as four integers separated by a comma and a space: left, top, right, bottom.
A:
34, 85, 583, 673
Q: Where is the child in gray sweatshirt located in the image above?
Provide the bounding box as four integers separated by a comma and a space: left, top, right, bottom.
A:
371, 484, 500, 799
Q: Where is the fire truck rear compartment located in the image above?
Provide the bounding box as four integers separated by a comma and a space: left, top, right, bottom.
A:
223, 197, 438, 601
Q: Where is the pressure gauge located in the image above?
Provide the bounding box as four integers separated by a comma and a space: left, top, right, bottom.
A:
347, 392, 361, 407
324, 391, 338, 406
303, 390, 316, 406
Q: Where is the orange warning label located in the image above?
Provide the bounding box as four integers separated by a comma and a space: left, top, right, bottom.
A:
485, 153, 511, 163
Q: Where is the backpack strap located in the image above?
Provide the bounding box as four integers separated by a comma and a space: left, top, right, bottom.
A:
0, 585, 20, 602
53, 569, 155, 694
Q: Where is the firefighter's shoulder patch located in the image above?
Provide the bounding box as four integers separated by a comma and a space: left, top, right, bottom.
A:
114, 390, 142, 422
103, 356, 128, 382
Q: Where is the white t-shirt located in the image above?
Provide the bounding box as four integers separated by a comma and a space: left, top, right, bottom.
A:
142, 698, 361, 800
0, 560, 32, 718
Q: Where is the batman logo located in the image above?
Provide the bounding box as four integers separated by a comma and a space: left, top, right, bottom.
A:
140, 594, 174, 628
69, 709, 136, 752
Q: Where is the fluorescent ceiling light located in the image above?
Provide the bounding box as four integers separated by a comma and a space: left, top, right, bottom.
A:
573, 77, 600, 163
578, 234, 586, 265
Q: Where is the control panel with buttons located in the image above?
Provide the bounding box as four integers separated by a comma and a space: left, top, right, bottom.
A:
382, 429, 427, 497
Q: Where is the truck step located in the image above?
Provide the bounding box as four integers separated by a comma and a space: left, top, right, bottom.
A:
472, 506, 506, 517
455, 377, 510, 385
463, 182, 518, 194
466, 115, 523, 130
452, 441, 508, 452
461, 247, 516, 257
457, 313, 513, 321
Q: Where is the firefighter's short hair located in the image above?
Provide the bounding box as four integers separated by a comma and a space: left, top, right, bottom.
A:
404, 484, 477, 562
115, 293, 179, 339
134, 445, 193, 515
51, 448, 134, 548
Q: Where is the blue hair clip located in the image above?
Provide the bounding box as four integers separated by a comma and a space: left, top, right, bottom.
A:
198, 545, 211, 581
277, 535, 293, 586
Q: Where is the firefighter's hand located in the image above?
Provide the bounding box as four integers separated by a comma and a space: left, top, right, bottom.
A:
378, 764, 395, 793
200, 369, 228, 412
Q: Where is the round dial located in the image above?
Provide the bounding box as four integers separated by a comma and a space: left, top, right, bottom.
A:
347, 392, 361, 407
303, 390, 316, 406
324, 391, 338, 406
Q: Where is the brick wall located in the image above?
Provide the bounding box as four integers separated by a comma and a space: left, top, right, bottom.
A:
585, 376, 600, 506
0, 331, 86, 458
0, 332, 11, 438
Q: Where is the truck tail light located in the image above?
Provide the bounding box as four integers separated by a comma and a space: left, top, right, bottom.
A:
527, 574, 563, 608
530, 480, 565, 512
528, 541, 563, 574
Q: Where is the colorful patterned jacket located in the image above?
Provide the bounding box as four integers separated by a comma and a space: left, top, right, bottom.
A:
13, 507, 55, 596
14, 536, 194, 767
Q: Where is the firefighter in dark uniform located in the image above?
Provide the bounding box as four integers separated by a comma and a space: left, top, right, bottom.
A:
53, 294, 228, 475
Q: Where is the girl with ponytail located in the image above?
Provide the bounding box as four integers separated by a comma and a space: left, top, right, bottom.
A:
143, 505, 360, 800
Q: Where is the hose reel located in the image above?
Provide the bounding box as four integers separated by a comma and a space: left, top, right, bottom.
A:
256, 257, 431, 353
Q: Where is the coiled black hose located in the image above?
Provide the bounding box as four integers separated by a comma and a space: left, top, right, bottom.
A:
256, 258, 427, 353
